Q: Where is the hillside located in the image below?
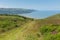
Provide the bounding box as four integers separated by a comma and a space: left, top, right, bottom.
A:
0, 14, 34, 33
0, 14, 60, 40
0, 8, 35, 14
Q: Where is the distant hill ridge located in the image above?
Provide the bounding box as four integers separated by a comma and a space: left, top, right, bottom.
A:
0, 8, 35, 14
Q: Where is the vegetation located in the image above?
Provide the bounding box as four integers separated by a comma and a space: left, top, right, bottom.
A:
0, 14, 60, 40
0, 14, 34, 33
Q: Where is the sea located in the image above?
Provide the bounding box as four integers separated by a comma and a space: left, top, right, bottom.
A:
20, 10, 60, 19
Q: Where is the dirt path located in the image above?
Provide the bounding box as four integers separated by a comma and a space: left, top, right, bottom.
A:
17, 21, 42, 40
17, 21, 38, 40
0, 20, 43, 40
0, 21, 36, 40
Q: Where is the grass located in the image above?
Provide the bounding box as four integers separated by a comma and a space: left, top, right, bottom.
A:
0, 14, 60, 40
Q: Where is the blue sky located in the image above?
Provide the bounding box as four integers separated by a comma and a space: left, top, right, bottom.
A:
0, 0, 60, 10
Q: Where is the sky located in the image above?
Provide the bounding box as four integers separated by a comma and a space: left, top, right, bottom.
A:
0, 0, 60, 10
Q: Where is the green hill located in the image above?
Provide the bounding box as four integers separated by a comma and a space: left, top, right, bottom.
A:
0, 14, 60, 40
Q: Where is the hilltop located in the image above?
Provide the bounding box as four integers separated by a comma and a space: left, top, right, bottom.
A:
0, 14, 60, 40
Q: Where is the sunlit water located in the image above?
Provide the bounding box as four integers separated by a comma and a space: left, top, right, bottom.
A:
20, 10, 60, 19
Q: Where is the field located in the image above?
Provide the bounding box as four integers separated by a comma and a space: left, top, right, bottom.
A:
0, 14, 60, 40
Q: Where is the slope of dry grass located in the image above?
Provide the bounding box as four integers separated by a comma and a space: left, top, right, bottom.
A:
0, 14, 60, 40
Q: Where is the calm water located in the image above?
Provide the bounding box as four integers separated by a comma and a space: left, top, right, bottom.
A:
20, 10, 60, 19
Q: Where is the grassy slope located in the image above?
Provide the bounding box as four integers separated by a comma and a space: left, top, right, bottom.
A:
0, 14, 34, 33
0, 14, 60, 40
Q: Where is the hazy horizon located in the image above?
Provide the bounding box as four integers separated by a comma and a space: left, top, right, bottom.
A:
0, 0, 60, 19
0, 0, 60, 10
